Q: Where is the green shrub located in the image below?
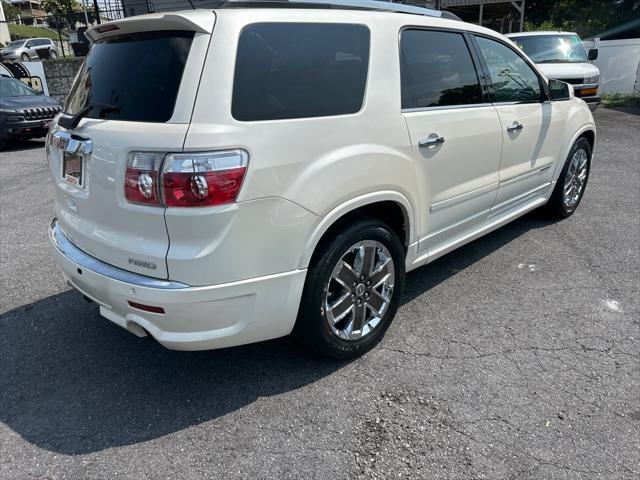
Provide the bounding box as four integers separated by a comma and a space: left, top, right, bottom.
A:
601, 93, 640, 108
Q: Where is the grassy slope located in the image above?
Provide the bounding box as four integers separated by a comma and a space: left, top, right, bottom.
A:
8, 24, 68, 41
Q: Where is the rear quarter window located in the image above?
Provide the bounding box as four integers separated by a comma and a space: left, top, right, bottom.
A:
232, 23, 370, 121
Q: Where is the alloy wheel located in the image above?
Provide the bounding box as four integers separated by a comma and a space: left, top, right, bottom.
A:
323, 240, 395, 341
563, 148, 589, 209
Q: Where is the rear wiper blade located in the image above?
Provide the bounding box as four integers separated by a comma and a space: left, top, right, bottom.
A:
58, 102, 120, 130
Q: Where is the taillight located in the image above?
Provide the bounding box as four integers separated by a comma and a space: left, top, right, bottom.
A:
161, 150, 249, 207
124, 150, 248, 207
124, 152, 164, 205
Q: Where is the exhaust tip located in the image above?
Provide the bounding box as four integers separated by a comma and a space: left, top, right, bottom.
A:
125, 321, 149, 338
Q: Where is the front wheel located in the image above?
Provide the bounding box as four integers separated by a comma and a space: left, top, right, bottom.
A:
293, 218, 405, 359
20, 53, 30, 62
543, 137, 592, 218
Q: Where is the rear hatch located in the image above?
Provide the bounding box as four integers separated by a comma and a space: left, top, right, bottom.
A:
47, 12, 214, 279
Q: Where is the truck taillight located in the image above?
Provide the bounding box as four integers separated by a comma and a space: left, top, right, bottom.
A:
161, 150, 249, 207
124, 152, 164, 205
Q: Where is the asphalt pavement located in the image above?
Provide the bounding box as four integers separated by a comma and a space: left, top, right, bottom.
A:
0, 107, 638, 479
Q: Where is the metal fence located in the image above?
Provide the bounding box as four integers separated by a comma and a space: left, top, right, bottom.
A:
100, 1, 155, 21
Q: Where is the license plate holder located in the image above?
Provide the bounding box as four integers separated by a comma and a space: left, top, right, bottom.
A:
62, 151, 83, 187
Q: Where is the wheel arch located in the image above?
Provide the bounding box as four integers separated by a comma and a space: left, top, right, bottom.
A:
554, 124, 596, 181
578, 129, 595, 152
298, 191, 416, 270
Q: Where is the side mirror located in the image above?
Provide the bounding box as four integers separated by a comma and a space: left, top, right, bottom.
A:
548, 79, 572, 101
588, 48, 598, 61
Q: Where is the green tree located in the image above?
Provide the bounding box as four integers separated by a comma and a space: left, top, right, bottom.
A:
2, 0, 21, 21
42, 0, 82, 30
42, 0, 82, 15
526, 0, 640, 38
524, 20, 561, 32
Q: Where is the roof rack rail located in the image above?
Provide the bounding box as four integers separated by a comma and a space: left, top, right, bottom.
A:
207, 0, 461, 20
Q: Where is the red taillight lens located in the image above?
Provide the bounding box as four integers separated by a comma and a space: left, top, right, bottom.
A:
124, 152, 164, 205
161, 150, 248, 207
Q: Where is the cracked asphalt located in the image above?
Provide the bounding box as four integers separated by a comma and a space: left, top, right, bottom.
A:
1, 107, 639, 479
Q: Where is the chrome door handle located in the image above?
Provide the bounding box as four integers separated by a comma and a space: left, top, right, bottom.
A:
507, 122, 524, 133
419, 134, 445, 148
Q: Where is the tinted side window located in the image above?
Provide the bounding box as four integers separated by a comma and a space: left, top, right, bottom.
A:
475, 36, 541, 103
232, 23, 370, 121
400, 30, 482, 109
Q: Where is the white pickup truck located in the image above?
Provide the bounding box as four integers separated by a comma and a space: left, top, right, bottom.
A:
506, 31, 600, 111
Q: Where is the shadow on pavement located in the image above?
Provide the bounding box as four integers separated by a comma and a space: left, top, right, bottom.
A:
402, 210, 558, 304
1, 139, 46, 152
0, 292, 346, 454
604, 105, 640, 116
0, 211, 557, 455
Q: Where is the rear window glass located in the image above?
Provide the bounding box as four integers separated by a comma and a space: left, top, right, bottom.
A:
232, 23, 370, 121
65, 30, 194, 123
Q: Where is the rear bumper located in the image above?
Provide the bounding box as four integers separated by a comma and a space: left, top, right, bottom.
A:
49, 219, 306, 350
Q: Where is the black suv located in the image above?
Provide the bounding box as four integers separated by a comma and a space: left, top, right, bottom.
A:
0, 77, 61, 148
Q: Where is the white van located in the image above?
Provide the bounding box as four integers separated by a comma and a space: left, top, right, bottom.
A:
48, 1, 596, 359
506, 31, 600, 111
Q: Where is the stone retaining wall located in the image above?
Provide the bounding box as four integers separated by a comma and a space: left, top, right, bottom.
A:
42, 58, 84, 103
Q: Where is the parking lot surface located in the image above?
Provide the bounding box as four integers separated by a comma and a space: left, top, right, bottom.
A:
1, 108, 638, 479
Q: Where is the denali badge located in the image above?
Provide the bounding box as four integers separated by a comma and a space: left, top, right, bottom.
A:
128, 258, 157, 270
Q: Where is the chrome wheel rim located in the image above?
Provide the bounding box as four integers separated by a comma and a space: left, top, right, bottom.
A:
564, 148, 589, 209
324, 240, 395, 341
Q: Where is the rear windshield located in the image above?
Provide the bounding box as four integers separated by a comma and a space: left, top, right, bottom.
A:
65, 30, 194, 123
232, 23, 370, 121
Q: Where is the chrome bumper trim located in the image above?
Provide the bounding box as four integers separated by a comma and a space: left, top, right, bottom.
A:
49, 219, 189, 290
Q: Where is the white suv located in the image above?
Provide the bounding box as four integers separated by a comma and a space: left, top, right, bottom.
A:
47, 1, 596, 359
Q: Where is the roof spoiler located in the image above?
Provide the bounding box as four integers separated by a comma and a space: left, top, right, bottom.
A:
85, 10, 216, 42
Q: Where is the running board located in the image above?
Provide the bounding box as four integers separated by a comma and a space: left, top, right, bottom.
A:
408, 195, 547, 271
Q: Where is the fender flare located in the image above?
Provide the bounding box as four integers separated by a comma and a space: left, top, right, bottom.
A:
298, 190, 417, 269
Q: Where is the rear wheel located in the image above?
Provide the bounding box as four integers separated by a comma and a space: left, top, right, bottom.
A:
544, 137, 592, 218
49, 50, 57, 59
293, 218, 405, 359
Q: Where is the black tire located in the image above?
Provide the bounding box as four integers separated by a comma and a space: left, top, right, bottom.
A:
293, 218, 405, 359
49, 50, 57, 59
543, 137, 592, 219
20, 53, 30, 62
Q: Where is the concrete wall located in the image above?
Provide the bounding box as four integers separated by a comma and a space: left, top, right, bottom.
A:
42, 58, 83, 102
0, 2, 11, 45
583, 38, 640, 94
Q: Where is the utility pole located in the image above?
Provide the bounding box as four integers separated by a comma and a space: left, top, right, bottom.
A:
82, 0, 90, 26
